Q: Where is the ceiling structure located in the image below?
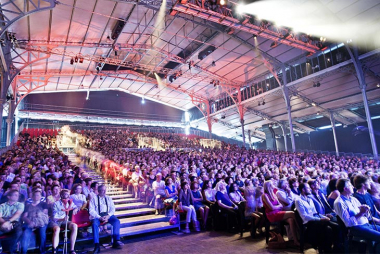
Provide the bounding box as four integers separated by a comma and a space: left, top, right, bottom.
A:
1, 0, 380, 144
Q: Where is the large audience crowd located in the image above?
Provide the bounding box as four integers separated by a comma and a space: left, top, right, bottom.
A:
1, 128, 380, 254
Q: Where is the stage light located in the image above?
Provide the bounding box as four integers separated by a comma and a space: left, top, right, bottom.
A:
169, 75, 175, 83
211, 61, 216, 67
70, 58, 74, 65
79, 57, 84, 63
218, 0, 227, 6
252, 34, 257, 39
262, 101, 265, 105
236, 4, 245, 15
311, 102, 317, 107
74, 56, 78, 63
141, 97, 145, 104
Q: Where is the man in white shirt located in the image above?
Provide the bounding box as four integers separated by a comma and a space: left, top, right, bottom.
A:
152, 173, 166, 215
334, 179, 380, 251
295, 182, 332, 252
89, 184, 122, 253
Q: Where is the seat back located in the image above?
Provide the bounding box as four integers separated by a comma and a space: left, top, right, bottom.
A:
72, 210, 91, 228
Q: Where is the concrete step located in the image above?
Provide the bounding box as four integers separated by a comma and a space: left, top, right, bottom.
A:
114, 207, 155, 218
107, 191, 130, 196
113, 198, 140, 204
115, 202, 147, 210
108, 194, 134, 200
119, 214, 167, 227
120, 221, 178, 237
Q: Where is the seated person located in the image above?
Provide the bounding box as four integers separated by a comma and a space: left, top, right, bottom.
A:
0, 181, 26, 204
353, 175, 380, 224
48, 189, 78, 254
152, 173, 166, 215
295, 183, 332, 252
164, 177, 178, 215
334, 179, 380, 253
262, 180, 300, 246
0, 190, 24, 254
308, 179, 335, 216
89, 184, 123, 254
276, 179, 297, 211
130, 166, 145, 199
244, 180, 264, 237
191, 181, 209, 229
21, 188, 49, 254
216, 182, 244, 236
70, 183, 87, 210
178, 181, 200, 233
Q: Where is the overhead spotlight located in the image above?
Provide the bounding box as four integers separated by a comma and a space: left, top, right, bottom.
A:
377, 84, 380, 88
311, 102, 317, 107
79, 56, 84, 63
343, 124, 348, 128
221, 115, 226, 119
99, 76, 103, 80
258, 102, 261, 106
70, 58, 74, 65
95, 66, 100, 73
266, 83, 270, 87
169, 75, 175, 83
211, 61, 216, 67
74, 56, 78, 63
98, 63, 102, 68
115, 51, 118, 56
316, 112, 320, 115
316, 82, 321, 87
252, 34, 257, 39
141, 97, 145, 104
306, 59, 311, 65
217, 0, 227, 6
262, 100, 265, 105
106, 36, 112, 43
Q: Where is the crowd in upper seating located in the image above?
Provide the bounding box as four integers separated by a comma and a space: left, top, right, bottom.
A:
1, 128, 380, 254
77, 129, 202, 152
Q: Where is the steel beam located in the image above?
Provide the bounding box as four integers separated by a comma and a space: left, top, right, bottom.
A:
329, 111, 339, 156
346, 45, 378, 160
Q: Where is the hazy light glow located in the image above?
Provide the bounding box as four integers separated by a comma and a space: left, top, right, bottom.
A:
239, 0, 380, 47
153, 0, 166, 41
319, 124, 342, 130
185, 111, 190, 122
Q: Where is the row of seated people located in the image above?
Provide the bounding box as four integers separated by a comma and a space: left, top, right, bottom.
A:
76, 129, 205, 151
0, 183, 123, 254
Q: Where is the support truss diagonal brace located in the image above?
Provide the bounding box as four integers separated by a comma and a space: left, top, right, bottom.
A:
0, 0, 56, 38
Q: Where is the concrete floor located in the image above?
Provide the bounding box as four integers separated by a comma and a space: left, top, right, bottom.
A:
79, 231, 319, 254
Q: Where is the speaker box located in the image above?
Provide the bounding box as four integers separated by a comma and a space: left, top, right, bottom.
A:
111, 20, 126, 40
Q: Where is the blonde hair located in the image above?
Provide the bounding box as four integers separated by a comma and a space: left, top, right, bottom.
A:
263, 180, 276, 201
